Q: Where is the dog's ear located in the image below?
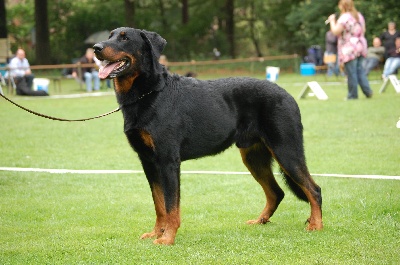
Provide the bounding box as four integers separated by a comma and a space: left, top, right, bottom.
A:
140, 30, 167, 59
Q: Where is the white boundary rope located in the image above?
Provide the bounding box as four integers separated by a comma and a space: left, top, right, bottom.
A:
0, 167, 399, 180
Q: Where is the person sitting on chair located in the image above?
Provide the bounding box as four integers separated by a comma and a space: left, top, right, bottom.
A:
72, 48, 100, 92
8, 48, 34, 90
363, 37, 385, 76
382, 37, 400, 79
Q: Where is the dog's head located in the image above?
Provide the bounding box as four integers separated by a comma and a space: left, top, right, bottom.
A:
93, 27, 166, 83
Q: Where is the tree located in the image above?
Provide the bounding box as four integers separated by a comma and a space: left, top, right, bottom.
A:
182, 0, 188, 25
225, 0, 235, 58
0, 0, 6, 38
34, 0, 51, 64
0, 0, 7, 62
124, 0, 135, 28
285, 1, 336, 54
240, 0, 263, 57
5, 0, 399, 63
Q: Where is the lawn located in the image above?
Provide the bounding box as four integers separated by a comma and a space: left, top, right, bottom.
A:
0, 71, 399, 264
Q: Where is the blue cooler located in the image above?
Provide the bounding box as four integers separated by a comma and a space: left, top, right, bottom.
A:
300, 63, 316, 76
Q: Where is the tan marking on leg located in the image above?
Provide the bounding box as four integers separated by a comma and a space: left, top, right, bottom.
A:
140, 184, 181, 245
153, 207, 180, 245
140, 184, 166, 240
302, 186, 323, 230
261, 141, 323, 230
139, 129, 155, 150
240, 144, 284, 225
283, 165, 323, 230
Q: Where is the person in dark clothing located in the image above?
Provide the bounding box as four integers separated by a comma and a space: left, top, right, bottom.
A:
382, 37, 400, 79
380, 21, 400, 60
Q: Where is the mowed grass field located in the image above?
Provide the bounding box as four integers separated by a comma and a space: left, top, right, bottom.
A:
0, 72, 399, 264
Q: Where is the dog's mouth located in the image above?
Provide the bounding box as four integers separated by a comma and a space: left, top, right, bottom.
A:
98, 58, 130, 79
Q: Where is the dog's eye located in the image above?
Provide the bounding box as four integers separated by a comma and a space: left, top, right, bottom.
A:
121, 35, 129, 41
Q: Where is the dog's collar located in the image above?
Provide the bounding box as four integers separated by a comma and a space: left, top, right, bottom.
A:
119, 90, 156, 108
137, 90, 155, 100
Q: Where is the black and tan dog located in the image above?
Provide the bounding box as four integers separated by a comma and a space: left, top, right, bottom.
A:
93, 27, 323, 245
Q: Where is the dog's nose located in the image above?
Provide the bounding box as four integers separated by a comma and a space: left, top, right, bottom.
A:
93, 43, 103, 54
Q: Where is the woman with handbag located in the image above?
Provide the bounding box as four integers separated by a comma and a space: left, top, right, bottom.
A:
327, 0, 373, 100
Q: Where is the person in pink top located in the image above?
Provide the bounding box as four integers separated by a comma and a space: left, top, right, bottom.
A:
327, 0, 373, 100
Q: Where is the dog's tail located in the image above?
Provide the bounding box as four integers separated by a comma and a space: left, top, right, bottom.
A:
280, 169, 309, 202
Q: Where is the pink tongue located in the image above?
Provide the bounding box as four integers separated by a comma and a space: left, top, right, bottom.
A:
98, 62, 120, 79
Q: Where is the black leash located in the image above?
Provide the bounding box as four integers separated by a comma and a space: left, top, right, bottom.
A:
0, 90, 120, 122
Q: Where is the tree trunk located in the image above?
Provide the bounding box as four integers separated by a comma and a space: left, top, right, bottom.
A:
0, 0, 7, 38
35, 0, 51, 64
249, 20, 262, 57
124, 0, 135, 28
157, 0, 168, 32
225, 0, 235, 58
248, 2, 262, 57
182, 0, 189, 25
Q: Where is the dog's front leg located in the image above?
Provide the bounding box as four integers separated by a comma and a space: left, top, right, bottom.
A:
153, 160, 181, 245
140, 183, 166, 240
139, 160, 166, 240
140, 158, 181, 245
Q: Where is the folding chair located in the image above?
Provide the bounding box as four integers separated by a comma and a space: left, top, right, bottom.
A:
0, 63, 16, 94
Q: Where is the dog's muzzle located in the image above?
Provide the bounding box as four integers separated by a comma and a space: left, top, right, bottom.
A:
93, 43, 131, 79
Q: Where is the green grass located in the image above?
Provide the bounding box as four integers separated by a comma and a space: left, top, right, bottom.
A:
0, 71, 399, 264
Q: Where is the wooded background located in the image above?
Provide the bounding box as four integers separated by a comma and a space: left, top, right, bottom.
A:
1, 0, 399, 65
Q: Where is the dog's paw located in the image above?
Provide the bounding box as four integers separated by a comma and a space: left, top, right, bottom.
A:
140, 231, 158, 239
153, 237, 175, 245
305, 218, 323, 230
246, 217, 270, 225
306, 223, 323, 231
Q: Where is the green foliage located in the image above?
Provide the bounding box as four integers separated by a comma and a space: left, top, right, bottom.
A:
6, 2, 34, 52
285, 1, 336, 53
159, 1, 226, 60
260, 0, 304, 53
357, 0, 400, 40
4, 0, 400, 62
60, 2, 124, 62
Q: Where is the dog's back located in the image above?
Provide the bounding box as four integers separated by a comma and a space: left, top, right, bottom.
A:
156, 75, 302, 161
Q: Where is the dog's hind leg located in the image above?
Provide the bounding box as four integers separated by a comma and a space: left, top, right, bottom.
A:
139, 158, 181, 245
240, 143, 285, 224
266, 145, 323, 231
